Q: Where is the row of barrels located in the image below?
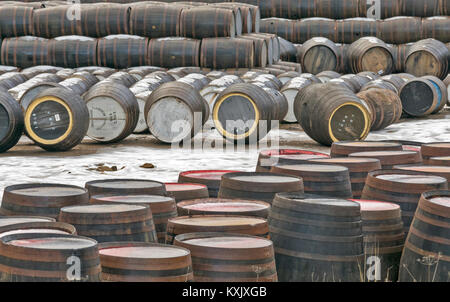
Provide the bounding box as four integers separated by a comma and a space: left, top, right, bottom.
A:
0, 34, 279, 69
0, 1, 261, 39
260, 16, 450, 44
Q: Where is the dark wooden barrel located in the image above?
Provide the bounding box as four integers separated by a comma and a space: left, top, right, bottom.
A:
98, 241, 193, 282
339, 74, 371, 92
59, 204, 158, 243
200, 38, 255, 69
165, 183, 209, 203
0, 72, 27, 91
405, 39, 449, 79
361, 169, 448, 232
336, 18, 377, 44
316, 70, 342, 82
237, 35, 268, 68
0, 91, 24, 153
9, 72, 62, 103
401, 0, 441, 17
148, 37, 201, 68
58, 74, 98, 96
83, 81, 139, 143
271, 164, 353, 198
0, 183, 88, 218
215, 3, 253, 34
0, 217, 56, 232
268, 193, 364, 282
80, 3, 130, 37
174, 232, 277, 282
236, 2, 260, 32
259, 18, 295, 42
218, 171, 304, 203
212, 83, 275, 142
299, 37, 340, 74
429, 156, 450, 166
166, 215, 269, 245
356, 88, 403, 131
178, 170, 239, 198
377, 17, 422, 44
393, 165, 450, 184
347, 37, 394, 75
330, 141, 403, 157
1, 37, 49, 68
293, 83, 371, 146
0, 233, 101, 282
309, 157, 381, 198
359, 0, 402, 19
89, 194, 176, 244
255, 148, 330, 173
391, 44, 413, 73
48, 36, 97, 68
422, 16, 450, 43
399, 78, 444, 117
278, 37, 298, 62
351, 199, 405, 282
33, 6, 81, 38
85, 179, 166, 197
349, 150, 422, 169
421, 75, 448, 114
421, 142, 450, 164
0, 221, 76, 238
360, 79, 399, 93
379, 74, 407, 92
315, 0, 360, 19
247, 33, 274, 65
97, 35, 149, 69
180, 7, 235, 39
280, 77, 313, 122
104, 71, 137, 88
144, 81, 207, 143
23, 87, 89, 151
129, 4, 183, 38
293, 18, 337, 44
398, 190, 450, 282
0, 5, 33, 37
176, 198, 270, 218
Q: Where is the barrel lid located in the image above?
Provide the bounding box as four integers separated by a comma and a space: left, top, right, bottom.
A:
260, 149, 328, 157
6, 184, 86, 196
376, 174, 446, 184
394, 165, 450, 173
91, 195, 173, 204
7, 236, 96, 250
0, 217, 54, 227
431, 156, 450, 160
165, 183, 207, 191
229, 174, 301, 183
181, 235, 271, 249
333, 141, 401, 147
179, 199, 269, 212
61, 204, 147, 214
350, 150, 418, 157
429, 197, 450, 207
0, 228, 70, 238
86, 179, 162, 189
179, 170, 238, 180
350, 199, 400, 211
274, 164, 348, 173
423, 143, 450, 148
99, 245, 189, 258
311, 157, 380, 164
170, 215, 266, 227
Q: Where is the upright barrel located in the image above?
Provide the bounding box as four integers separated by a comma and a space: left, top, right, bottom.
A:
349, 150, 422, 169
165, 183, 209, 203
85, 179, 166, 197
178, 170, 239, 198
330, 141, 403, 157
177, 198, 270, 218
393, 165, 450, 185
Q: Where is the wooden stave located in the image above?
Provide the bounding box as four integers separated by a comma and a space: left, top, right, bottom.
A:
148, 37, 201, 68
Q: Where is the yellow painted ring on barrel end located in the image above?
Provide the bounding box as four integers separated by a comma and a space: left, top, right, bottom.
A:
25, 95, 74, 145
213, 92, 260, 140
328, 101, 371, 143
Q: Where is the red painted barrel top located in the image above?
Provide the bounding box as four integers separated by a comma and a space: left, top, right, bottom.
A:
8, 237, 96, 249
182, 236, 272, 249
350, 199, 400, 211
92, 195, 173, 204
375, 174, 446, 184
179, 170, 239, 180
165, 183, 207, 191
182, 202, 268, 212
99, 245, 189, 258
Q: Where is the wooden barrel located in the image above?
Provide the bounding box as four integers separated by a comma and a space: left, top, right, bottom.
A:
97, 35, 149, 69
0, 217, 56, 232
89, 194, 176, 244
255, 148, 330, 173
249, 73, 283, 90
405, 39, 449, 79
24, 87, 89, 151
148, 37, 201, 68
180, 7, 235, 39
336, 18, 376, 44
361, 169, 448, 232
79, 3, 130, 37
0, 233, 101, 282
393, 165, 450, 184
104, 71, 137, 88
218, 171, 304, 203
271, 164, 353, 198
360, 79, 398, 93
200, 38, 255, 69
277, 71, 301, 85
347, 37, 394, 75
177, 198, 270, 218
20, 65, 62, 79
379, 74, 407, 91
399, 78, 444, 117
339, 74, 371, 92
268, 193, 364, 282
349, 150, 422, 169
144, 81, 206, 144
293, 18, 337, 44
236, 3, 260, 32
246, 33, 274, 65
350, 199, 405, 282
315, 0, 360, 19
0, 91, 23, 153
9, 72, 61, 102
421, 142, 450, 164
174, 232, 277, 282
237, 35, 268, 68
58, 73, 98, 96
166, 215, 269, 245
330, 141, 403, 157
398, 190, 450, 282
0, 5, 33, 37
293, 83, 371, 146
259, 86, 288, 121
401, 0, 441, 17
0, 72, 27, 91
1, 37, 49, 68
278, 37, 298, 62
83, 81, 139, 143
200, 75, 243, 111
48, 36, 97, 68
85, 179, 166, 197
208, 3, 245, 36
0, 221, 76, 238
356, 88, 403, 131
421, 75, 448, 114
127, 66, 166, 81
429, 156, 450, 166
422, 16, 450, 43
177, 73, 211, 91
98, 241, 193, 282
316, 70, 341, 82
259, 18, 295, 42
165, 183, 209, 203
377, 17, 422, 44
178, 170, 239, 198
129, 4, 182, 38
33, 6, 81, 38
59, 204, 158, 243
391, 44, 413, 73
309, 157, 381, 198
299, 37, 340, 74
0, 183, 88, 218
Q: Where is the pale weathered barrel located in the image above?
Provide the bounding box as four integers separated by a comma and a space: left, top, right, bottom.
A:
174, 232, 277, 282
97, 35, 149, 69
405, 39, 449, 79
269, 193, 364, 282
1, 37, 49, 68
316, 70, 342, 82
0, 91, 23, 153
130, 4, 183, 38
398, 190, 450, 282
330, 141, 403, 157
0, 183, 89, 218
347, 37, 394, 75
85, 179, 166, 197
98, 241, 193, 282
349, 150, 422, 169
178, 170, 239, 198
